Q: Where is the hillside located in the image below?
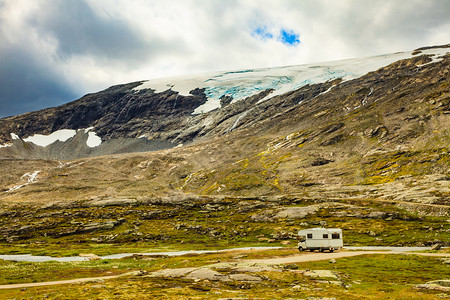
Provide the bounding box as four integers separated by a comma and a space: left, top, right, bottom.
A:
0, 45, 448, 254
1, 45, 448, 160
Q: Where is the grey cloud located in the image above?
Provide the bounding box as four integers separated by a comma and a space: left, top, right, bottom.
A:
0, 47, 79, 118
28, 0, 171, 64
0, 0, 449, 119
318, 0, 450, 53
0, 0, 180, 118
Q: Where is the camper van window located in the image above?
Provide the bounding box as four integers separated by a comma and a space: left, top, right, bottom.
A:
323, 234, 328, 239
332, 233, 340, 239
307, 233, 313, 239
299, 235, 306, 242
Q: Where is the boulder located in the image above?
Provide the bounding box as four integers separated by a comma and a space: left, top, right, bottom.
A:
185, 268, 231, 282
229, 274, 262, 282
149, 267, 198, 278
415, 280, 450, 292
430, 243, 442, 250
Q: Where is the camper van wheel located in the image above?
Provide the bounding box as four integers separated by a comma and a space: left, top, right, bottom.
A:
319, 248, 324, 252
298, 247, 303, 252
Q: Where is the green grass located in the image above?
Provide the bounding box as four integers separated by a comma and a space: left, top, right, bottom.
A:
0, 251, 447, 299
0, 198, 447, 257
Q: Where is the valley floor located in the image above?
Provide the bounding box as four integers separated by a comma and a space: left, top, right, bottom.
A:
0, 247, 448, 299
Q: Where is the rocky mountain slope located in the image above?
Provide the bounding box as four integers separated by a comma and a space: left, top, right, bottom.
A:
1, 45, 448, 160
0, 44, 448, 208
0, 44, 448, 253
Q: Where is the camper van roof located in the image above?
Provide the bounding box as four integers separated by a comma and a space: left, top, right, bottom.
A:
299, 228, 342, 231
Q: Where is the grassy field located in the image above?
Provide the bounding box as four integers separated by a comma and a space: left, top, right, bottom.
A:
0, 249, 448, 299
0, 196, 448, 257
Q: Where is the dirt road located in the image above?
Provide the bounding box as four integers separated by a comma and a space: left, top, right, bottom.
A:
0, 250, 448, 290
0, 275, 119, 290
244, 250, 450, 264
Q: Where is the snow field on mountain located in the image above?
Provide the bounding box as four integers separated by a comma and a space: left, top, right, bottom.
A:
22, 129, 77, 147
9, 129, 102, 148
134, 47, 449, 115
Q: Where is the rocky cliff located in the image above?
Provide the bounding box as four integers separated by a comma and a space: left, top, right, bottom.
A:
1, 45, 448, 160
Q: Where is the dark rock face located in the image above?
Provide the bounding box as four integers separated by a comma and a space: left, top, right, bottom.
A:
0, 46, 449, 160
0, 82, 207, 142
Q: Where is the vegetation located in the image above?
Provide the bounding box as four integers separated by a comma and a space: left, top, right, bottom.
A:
0, 250, 448, 299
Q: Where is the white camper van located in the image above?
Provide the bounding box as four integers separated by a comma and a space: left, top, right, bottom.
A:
297, 228, 343, 252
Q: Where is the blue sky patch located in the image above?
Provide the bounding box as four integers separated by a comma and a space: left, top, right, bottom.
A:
252, 26, 300, 47
252, 26, 274, 40
279, 29, 300, 46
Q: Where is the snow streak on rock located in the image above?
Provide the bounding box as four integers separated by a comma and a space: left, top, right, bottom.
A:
7, 171, 40, 192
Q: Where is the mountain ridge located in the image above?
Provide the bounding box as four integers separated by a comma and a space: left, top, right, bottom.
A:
0, 45, 448, 160
0, 44, 448, 209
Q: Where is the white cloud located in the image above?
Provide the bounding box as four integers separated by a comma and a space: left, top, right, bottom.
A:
0, 0, 449, 117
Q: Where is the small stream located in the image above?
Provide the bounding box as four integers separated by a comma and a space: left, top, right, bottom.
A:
0, 246, 432, 262
0, 247, 282, 262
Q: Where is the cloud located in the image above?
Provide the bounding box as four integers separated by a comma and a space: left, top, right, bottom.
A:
0, 46, 79, 118
0, 0, 449, 118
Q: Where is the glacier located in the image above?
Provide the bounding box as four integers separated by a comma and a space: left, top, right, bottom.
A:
134, 47, 449, 115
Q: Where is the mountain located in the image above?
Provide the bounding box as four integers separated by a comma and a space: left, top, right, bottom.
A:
0, 44, 449, 208
0, 44, 448, 255
1, 45, 448, 160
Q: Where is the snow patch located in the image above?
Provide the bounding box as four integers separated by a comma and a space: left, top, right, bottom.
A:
11, 133, 20, 140
23, 129, 76, 147
86, 131, 102, 147
0, 143, 12, 148
415, 48, 450, 67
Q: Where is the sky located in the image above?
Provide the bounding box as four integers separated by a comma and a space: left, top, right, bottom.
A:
0, 0, 449, 118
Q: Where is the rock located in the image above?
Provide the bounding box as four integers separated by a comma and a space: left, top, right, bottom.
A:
274, 205, 320, 219
219, 95, 233, 107
281, 240, 291, 245
303, 270, 338, 279
311, 157, 334, 166
185, 268, 231, 282
86, 198, 138, 207
79, 253, 100, 258
431, 243, 442, 250
121, 270, 148, 277
415, 280, 450, 292
17, 225, 34, 233
81, 220, 121, 232
369, 231, 377, 237
284, 264, 299, 270
365, 211, 387, 219
329, 259, 336, 264
229, 274, 262, 282
233, 265, 279, 273
149, 267, 198, 278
